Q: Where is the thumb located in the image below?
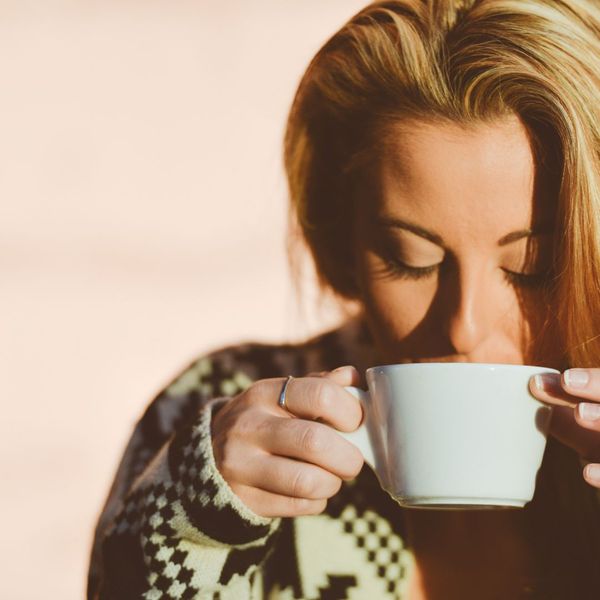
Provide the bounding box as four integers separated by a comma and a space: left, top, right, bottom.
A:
323, 365, 362, 388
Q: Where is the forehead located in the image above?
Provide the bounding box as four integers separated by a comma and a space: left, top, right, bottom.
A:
367, 116, 553, 238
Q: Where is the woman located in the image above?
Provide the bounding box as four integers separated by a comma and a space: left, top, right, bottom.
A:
88, 0, 600, 598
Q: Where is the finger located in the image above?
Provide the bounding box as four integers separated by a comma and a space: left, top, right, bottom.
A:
529, 370, 600, 407
574, 402, 600, 434
582, 463, 600, 489
282, 375, 363, 431
549, 405, 600, 460
321, 365, 362, 388
245, 374, 363, 430
303, 366, 365, 429
560, 369, 600, 402
229, 482, 327, 518
528, 373, 579, 407
257, 417, 364, 480
238, 453, 342, 499
306, 366, 361, 386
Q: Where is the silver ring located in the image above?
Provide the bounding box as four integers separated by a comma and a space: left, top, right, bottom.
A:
278, 375, 293, 410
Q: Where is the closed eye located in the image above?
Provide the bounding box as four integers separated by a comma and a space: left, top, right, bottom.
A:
500, 268, 551, 288
379, 258, 551, 288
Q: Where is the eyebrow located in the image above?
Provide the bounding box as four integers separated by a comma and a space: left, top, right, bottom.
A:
374, 216, 553, 248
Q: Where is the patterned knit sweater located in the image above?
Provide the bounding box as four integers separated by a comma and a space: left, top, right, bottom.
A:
87, 318, 600, 599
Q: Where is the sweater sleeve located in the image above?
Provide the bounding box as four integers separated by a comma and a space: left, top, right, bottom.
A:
87, 351, 284, 600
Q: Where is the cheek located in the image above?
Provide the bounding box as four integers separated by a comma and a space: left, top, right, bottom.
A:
358, 269, 436, 344
513, 294, 560, 363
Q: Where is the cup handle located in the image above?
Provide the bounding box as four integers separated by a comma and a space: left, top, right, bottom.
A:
340, 386, 376, 470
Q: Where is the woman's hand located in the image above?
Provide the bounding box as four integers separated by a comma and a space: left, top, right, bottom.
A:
210, 366, 365, 518
529, 369, 600, 488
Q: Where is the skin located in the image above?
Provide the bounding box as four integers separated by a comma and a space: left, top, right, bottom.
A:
353, 115, 558, 367
211, 114, 600, 562
350, 115, 569, 596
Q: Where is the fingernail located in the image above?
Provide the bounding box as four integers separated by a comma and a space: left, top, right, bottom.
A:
578, 402, 600, 421
584, 463, 600, 483
532, 373, 561, 393
333, 365, 352, 372
564, 369, 590, 389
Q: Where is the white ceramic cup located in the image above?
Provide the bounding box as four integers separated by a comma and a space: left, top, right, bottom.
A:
341, 363, 558, 509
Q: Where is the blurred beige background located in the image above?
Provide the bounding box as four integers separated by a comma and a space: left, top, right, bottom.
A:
0, 1, 367, 597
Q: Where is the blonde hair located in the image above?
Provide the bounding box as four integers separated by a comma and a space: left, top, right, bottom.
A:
284, 0, 600, 369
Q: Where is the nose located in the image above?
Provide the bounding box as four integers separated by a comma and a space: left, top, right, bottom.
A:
443, 262, 497, 356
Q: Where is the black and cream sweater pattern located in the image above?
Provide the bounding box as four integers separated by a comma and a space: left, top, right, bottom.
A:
88, 320, 417, 599
87, 318, 600, 599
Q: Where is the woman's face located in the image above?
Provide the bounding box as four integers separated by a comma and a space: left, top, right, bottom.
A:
353, 115, 561, 368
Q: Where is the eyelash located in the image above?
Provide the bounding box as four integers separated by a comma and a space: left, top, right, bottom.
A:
382, 258, 550, 289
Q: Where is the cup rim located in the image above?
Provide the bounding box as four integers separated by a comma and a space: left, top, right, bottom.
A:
366, 362, 561, 375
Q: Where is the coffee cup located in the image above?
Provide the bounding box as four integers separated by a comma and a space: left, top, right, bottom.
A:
340, 363, 557, 509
